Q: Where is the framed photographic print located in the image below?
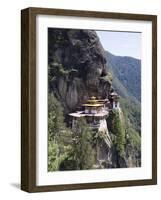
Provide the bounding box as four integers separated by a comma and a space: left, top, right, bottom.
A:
21, 7, 157, 192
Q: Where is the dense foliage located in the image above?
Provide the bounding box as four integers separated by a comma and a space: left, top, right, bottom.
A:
48, 94, 73, 171
120, 98, 141, 135
71, 118, 95, 170
120, 98, 141, 153
48, 94, 95, 171
108, 110, 126, 157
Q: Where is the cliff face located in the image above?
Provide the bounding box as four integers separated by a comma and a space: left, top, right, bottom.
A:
48, 29, 111, 113
48, 28, 141, 169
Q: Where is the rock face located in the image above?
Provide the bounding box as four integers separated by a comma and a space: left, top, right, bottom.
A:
48, 29, 111, 113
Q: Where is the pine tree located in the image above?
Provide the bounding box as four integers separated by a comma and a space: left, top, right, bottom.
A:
108, 110, 126, 157
48, 93, 73, 171
72, 118, 95, 170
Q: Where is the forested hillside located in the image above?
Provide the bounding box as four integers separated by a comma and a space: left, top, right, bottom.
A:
106, 51, 141, 103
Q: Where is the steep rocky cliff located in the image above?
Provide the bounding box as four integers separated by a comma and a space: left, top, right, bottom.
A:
48, 28, 111, 113
48, 28, 141, 169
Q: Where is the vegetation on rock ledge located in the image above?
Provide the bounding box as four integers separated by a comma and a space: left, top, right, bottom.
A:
108, 110, 126, 157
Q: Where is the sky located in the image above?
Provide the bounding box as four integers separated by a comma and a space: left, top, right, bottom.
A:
96, 31, 141, 59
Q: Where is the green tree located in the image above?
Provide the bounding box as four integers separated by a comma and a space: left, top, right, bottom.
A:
48, 93, 73, 171
72, 118, 95, 170
108, 110, 126, 157
119, 98, 141, 159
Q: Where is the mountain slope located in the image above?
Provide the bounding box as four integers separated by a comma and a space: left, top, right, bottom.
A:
106, 51, 141, 103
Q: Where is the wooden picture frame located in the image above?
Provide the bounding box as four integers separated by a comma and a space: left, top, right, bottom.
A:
21, 7, 157, 192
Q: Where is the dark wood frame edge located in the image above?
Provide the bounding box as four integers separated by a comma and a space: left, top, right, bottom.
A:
21, 7, 157, 193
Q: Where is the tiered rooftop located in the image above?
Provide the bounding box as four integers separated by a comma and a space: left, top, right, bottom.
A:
69, 96, 109, 118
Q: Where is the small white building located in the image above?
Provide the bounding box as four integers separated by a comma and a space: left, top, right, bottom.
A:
109, 92, 120, 109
